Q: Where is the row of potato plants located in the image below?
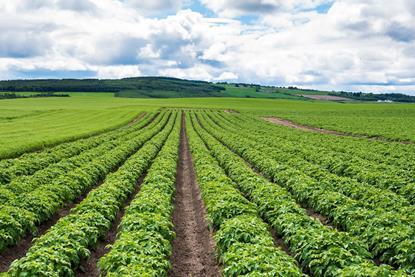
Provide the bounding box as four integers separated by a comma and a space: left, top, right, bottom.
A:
6, 113, 177, 276
222, 111, 415, 179
219, 112, 415, 204
0, 113, 170, 254
199, 112, 415, 274
186, 113, 303, 276
98, 114, 181, 276
192, 112, 402, 276
0, 112, 153, 185
256, 113, 415, 204
211, 112, 413, 213
0, 113, 162, 199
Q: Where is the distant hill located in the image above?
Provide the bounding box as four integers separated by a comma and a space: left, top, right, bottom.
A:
0, 77, 414, 102
0, 77, 225, 98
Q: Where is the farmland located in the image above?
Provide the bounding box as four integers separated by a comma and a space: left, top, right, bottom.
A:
0, 94, 414, 276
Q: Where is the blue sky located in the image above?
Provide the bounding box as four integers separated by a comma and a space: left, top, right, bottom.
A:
0, 0, 414, 95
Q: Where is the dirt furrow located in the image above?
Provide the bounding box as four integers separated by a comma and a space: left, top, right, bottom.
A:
168, 115, 220, 277
263, 116, 413, 144
75, 174, 146, 277
0, 180, 102, 272
126, 111, 147, 126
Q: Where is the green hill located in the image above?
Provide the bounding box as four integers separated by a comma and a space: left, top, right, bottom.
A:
0, 76, 414, 102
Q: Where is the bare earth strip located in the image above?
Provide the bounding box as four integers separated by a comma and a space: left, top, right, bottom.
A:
169, 116, 220, 277
263, 116, 413, 144
0, 180, 103, 272
127, 111, 147, 126
76, 174, 146, 277
299, 94, 351, 101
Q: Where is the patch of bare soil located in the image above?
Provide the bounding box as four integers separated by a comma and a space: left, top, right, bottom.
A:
224, 109, 239, 113
127, 112, 147, 126
269, 229, 292, 256
168, 115, 220, 277
75, 175, 146, 277
263, 116, 413, 144
299, 94, 351, 101
306, 208, 332, 226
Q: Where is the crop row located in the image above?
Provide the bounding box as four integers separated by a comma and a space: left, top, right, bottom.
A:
6, 113, 177, 276
198, 112, 415, 273
191, 112, 401, 276
0, 112, 170, 254
217, 112, 415, 203
0, 112, 154, 186
222, 112, 415, 179
210, 112, 414, 212
0, 113, 162, 200
186, 113, 303, 276
98, 113, 181, 276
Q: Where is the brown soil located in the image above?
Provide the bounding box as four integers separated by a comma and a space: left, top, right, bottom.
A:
299, 94, 351, 101
224, 109, 239, 113
0, 180, 102, 272
306, 208, 332, 226
263, 116, 413, 144
127, 112, 147, 126
75, 175, 146, 277
269, 229, 292, 256
168, 114, 220, 277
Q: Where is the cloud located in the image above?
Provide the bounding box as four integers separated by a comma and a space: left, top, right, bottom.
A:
121, 0, 185, 16
217, 71, 238, 81
0, 0, 414, 95
386, 22, 415, 42
95, 65, 142, 79
201, 0, 332, 17
56, 0, 98, 13
0, 0, 98, 13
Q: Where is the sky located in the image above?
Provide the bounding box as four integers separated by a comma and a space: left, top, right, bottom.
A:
0, 0, 414, 95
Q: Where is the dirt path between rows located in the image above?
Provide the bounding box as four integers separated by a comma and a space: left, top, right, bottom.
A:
75, 174, 146, 277
127, 112, 147, 126
263, 116, 413, 144
0, 119, 161, 272
168, 115, 220, 277
0, 179, 103, 272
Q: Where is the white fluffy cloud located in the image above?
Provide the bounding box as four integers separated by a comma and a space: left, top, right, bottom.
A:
0, 0, 414, 94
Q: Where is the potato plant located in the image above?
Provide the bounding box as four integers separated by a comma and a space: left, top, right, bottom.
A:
7, 113, 177, 276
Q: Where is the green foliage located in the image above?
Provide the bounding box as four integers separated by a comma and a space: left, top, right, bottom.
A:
0, 112, 152, 185
98, 114, 180, 276
0, 92, 69, 99
197, 110, 414, 274
186, 112, 303, 276
0, 107, 142, 159
8, 113, 177, 276
0, 77, 225, 97
0, 113, 170, 254
330, 91, 415, 103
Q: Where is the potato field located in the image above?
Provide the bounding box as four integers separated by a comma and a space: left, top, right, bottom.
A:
0, 108, 414, 276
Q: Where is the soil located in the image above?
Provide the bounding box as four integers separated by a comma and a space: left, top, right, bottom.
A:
299, 94, 351, 101
168, 114, 220, 277
263, 116, 413, 144
127, 112, 147, 126
269, 229, 292, 256
75, 175, 146, 277
306, 208, 332, 227
224, 109, 239, 113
